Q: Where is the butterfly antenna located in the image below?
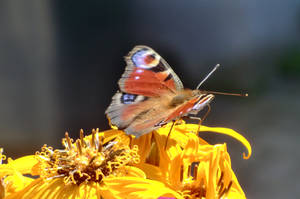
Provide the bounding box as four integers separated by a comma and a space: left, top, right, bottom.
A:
196, 64, 220, 90
201, 90, 248, 97
197, 104, 211, 133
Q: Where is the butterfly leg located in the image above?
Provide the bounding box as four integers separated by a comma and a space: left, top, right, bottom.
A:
196, 104, 211, 133
164, 120, 177, 150
129, 135, 134, 149
182, 104, 211, 133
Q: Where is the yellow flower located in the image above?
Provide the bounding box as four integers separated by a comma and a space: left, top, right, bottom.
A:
0, 149, 36, 198
0, 122, 251, 199
0, 130, 180, 199
134, 122, 251, 199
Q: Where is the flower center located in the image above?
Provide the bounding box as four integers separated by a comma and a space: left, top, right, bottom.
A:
36, 129, 140, 185
180, 164, 233, 199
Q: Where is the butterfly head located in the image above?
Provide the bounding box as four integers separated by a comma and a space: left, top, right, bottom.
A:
188, 90, 214, 115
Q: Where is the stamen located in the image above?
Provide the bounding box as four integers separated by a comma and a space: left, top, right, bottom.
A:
44, 147, 54, 155
65, 132, 73, 149
217, 171, 224, 187
76, 140, 82, 155
70, 171, 77, 184
218, 181, 224, 197
94, 131, 100, 150
46, 174, 65, 180
180, 165, 184, 182
89, 156, 96, 164
36, 129, 140, 185
63, 176, 71, 184
198, 178, 204, 198
91, 129, 96, 148
219, 180, 233, 198
226, 181, 233, 193
80, 129, 85, 147
193, 165, 198, 180
187, 165, 191, 177
217, 171, 225, 196
98, 136, 104, 152
62, 139, 68, 149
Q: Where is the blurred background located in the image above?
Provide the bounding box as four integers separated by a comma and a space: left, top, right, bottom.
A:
1, 1, 300, 198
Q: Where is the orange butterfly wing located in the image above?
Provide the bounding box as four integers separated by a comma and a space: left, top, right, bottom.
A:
106, 46, 184, 136
106, 46, 214, 137
119, 45, 183, 96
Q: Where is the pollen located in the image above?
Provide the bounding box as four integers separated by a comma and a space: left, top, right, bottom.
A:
35, 129, 140, 185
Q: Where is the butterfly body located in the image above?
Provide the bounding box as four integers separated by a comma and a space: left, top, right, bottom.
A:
106, 46, 214, 137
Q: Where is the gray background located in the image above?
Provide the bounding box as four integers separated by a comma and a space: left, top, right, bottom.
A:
1, 1, 300, 198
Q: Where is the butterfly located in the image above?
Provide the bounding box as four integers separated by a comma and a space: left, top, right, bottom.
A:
105, 45, 214, 138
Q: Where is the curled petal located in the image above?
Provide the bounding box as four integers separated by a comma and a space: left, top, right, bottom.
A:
176, 124, 252, 159
0, 155, 38, 177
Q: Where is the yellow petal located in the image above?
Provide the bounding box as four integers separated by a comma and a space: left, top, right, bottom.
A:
2, 172, 34, 198
102, 177, 183, 199
0, 155, 38, 177
5, 178, 102, 199
227, 187, 247, 199
132, 132, 153, 163
135, 163, 163, 182
122, 166, 146, 178
176, 124, 252, 159
141, 123, 248, 199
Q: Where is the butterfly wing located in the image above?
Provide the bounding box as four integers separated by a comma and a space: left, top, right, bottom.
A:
106, 92, 148, 131
106, 91, 214, 137
106, 45, 184, 137
119, 45, 183, 96
106, 46, 214, 137
106, 92, 170, 137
